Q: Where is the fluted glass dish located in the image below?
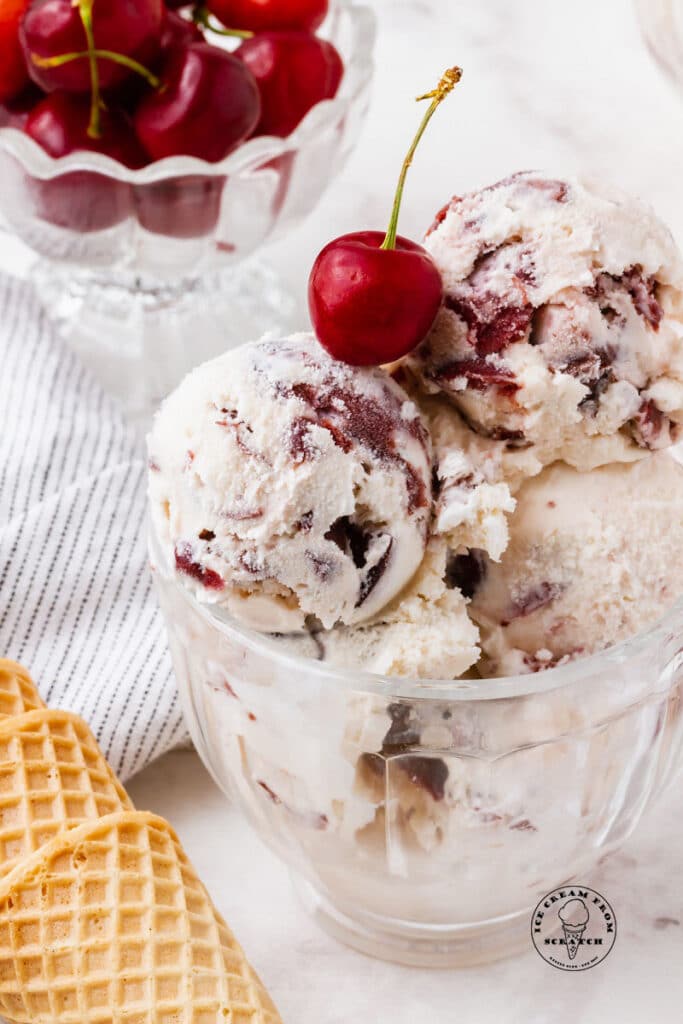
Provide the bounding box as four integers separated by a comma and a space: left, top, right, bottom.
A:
0, 1, 375, 425
636, 0, 683, 91
150, 524, 683, 968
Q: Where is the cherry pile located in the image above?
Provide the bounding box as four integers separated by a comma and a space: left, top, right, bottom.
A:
0, 0, 343, 166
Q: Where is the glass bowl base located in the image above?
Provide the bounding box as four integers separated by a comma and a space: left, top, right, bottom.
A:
290, 873, 533, 968
31, 256, 297, 429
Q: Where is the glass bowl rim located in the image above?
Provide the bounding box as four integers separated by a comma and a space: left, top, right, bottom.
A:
0, 0, 375, 185
149, 517, 683, 703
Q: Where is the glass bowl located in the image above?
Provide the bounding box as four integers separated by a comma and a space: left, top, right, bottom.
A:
0, 1, 375, 426
150, 525, 683, 968
636, 0, 683, 92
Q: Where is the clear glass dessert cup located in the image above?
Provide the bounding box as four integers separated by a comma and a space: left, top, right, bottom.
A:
150, 525, 683, 968
0, 1, 375, 426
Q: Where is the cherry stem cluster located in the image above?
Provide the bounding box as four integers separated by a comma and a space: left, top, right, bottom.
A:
192, 6, 253, 39
381, 66, 462, 252
30, 0, 161, 139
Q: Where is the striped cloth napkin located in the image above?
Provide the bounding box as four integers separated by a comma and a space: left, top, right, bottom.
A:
0, 272, 186, 781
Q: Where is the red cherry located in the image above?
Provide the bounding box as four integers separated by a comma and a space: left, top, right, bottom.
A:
25, 90, 145, 166
20, 0, 163, 93
207, 0, 328, 33
0, 82, 44, 129
157, 10, 204, 56
133, 42, 260, 162
23, 91, 144, 232
309, 232, 443, 366
308, 68, 462, 366
0, 0, 30, 103
236, 31, 342, 138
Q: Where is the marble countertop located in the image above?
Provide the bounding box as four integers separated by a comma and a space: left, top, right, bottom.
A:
3, 0, 683, 1019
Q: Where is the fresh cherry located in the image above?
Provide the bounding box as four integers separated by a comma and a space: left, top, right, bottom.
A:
236, 31, 343, 138
0, 0, 31, 103
308, 68, 461, 366
24, 91, 145, 232
25, 90, 145, 166
133, 42, 260, 162
0, 82, 44, 129
20, 0, 163, 94
206, 0, 328, 33
157, 9, 204, 56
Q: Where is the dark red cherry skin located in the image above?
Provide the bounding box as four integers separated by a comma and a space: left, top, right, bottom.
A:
207, 0, 328, 33
157, 9, 203, 56
113, 11, 203, 110
133, 43, 260, 162
23, 92, 144, 232
0, 82, 44, 129
20, 0, 163, 94
25, 90, 146, 165
308, 231, 444, 366
236, 32, 343, 138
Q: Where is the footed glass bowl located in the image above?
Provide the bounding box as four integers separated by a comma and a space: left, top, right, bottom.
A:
0, 1, 375, 425
150, 526, 683, 968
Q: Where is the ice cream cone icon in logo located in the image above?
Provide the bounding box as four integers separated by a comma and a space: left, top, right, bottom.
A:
558, 899, 590, 960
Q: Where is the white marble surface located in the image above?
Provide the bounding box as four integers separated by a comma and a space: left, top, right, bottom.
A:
128, 749, 683, 1024
4, 0, 683, 1019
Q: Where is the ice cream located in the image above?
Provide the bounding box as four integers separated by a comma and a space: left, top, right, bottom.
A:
468, 452, 683, 676
275, 539, 480, 679
149, 334, 433, 631
149, 174, 683, 680
558, 898, 590, 960
407, 172, 683, 484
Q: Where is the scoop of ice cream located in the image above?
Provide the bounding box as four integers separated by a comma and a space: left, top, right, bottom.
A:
409, 389, 516, 556
408, 172, 683, 480
149, 334, 432, 631
276, 539, 480, 679
559, 899, 589, 927
467, 452, 683, 675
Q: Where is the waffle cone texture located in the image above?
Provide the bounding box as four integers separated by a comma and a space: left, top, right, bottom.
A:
0, 662, 281, 1024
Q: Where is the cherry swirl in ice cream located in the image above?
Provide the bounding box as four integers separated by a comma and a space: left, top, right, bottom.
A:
408, 172, 683, 481
149, 334, 433, 631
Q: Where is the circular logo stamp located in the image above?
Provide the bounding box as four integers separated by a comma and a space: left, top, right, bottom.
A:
531, 886, 617, 971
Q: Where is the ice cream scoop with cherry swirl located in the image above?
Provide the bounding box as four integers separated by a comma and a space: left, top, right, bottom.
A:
407, 172, 683, 483
149, 334, 433, 632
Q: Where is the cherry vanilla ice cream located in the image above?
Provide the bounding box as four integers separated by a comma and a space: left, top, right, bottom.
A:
407, 171, 683, 485
468, 452, 683, 676
149, 334, 434, 632
149, 174, 683, 680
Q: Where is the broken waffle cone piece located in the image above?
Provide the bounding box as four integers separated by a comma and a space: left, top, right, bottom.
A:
0, 711, 132, 880
0, 662, 282, 1024
0, 662, 45, 720
0, 812, 281, 1024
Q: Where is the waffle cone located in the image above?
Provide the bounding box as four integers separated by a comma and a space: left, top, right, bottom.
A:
0, 811, 281, 1024
0, 663, 44, 721
0, 711, 132, 880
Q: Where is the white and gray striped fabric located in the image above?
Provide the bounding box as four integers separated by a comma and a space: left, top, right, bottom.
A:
0, 272, 186, 781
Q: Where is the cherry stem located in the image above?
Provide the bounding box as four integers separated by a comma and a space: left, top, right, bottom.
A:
32, 48, 161, 90
75, 0, 101, 139
380, 66, 462, 252
193, 6, 253, 38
